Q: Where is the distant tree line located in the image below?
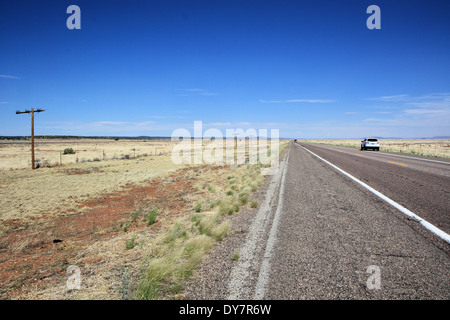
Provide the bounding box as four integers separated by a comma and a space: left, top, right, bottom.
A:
0, 135, 173, 141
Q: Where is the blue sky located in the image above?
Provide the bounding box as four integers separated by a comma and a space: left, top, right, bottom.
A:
1, 0, 449, 138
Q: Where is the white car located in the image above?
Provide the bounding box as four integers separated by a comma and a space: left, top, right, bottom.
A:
361, 138, 380, 151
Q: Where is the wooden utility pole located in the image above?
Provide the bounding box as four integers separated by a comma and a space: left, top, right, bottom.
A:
232, 133, 239, 164
16, 108, 45, 169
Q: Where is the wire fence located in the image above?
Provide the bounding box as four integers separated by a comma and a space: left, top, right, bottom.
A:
0, 139, 282, 170
0, 142, 174, 170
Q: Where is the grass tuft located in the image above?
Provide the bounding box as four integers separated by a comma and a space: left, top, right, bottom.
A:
147, 208, 158, 226
212, 221, 229, 241
238, 190, 250, 205
125, 234, 137, 250
233, 250, 240, 261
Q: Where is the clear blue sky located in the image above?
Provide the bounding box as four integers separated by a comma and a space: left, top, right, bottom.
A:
1, 0, 449, 138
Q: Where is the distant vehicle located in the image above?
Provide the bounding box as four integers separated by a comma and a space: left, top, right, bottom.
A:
361, 138, 380, 151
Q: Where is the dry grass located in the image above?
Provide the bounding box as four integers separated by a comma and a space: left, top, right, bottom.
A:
134, 141, 289, 300
0, 138, 286, 170
135, 162, 266, 300
0, 139, 289, 300
13, 162, 267, 300
301, 139, 450, 158
0, 152, 184, 224
0, 139, 174, 170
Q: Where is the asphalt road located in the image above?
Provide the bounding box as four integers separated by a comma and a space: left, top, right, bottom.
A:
261, 142, 449, 299
186, 142, 450, 299
298, 142, 450, 235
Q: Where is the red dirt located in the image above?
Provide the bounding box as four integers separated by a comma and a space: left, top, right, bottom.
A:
0, 166, 201, 299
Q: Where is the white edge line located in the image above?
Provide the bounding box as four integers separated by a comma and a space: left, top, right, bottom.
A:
226, 145, 289, 300
300, 145, 450, 244
253, 146, 290, 300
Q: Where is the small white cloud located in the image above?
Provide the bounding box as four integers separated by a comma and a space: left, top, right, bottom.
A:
365, 93, 450, 125
236, 122, 252, 126
92, 121, 127, 126
259, 99, 335, 103
207, 122, 232, 127
177, 88, 218, 96
136, 121, 157, 126
363, 118, 380, 122
0, 74, 20, 79
184, 88, 203, 92
367, 92, 450, 103
366, 94, 409, 101
92, 121, 156, 127
402, 108, 448, 115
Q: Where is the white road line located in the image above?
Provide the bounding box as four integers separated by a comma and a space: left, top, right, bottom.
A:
226, 146, 290, 300
300, 144, 450, 244
253, 147, 290, 300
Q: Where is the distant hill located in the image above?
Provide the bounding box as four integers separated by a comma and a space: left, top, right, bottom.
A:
0, 135, 287, 140
0, 135, 172, 140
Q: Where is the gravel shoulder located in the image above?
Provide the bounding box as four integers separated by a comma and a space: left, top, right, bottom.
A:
183, 151, 288, 299
182, 180, 271, 299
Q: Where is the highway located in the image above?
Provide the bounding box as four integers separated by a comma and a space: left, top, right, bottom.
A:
298, 142, 450, 236
185, 142, 450, 299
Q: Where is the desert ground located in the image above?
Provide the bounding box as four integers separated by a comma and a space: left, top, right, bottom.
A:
300, 139, 450, 158
0, 138, 174, 170
0, 138, 288, 299
3, 138, 444, 299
